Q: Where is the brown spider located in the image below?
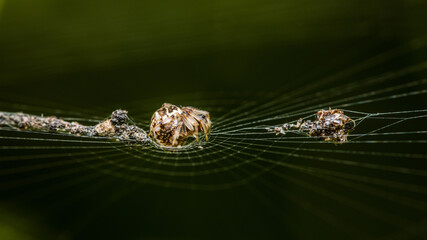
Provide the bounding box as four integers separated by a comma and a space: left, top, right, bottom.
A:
149, 103, 211, 147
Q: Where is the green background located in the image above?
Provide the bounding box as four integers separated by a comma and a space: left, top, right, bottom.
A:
0, 0, 427, 239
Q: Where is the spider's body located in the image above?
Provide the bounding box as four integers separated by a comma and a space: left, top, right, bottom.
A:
149, 103, 211, 147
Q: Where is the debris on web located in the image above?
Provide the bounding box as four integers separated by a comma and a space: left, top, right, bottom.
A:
268, 108, 356, 143
0, 110, 149, 144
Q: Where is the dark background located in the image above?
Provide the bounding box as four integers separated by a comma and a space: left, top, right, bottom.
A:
0, 0, 427, 239
1, 0, 425, 107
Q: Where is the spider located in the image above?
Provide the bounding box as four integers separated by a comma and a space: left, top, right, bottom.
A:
149, 103, 211, 147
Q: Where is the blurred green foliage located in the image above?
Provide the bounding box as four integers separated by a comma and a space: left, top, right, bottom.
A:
0, 0, 425, 110
0, 0, 425, 84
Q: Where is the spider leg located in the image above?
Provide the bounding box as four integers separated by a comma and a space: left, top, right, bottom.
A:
172, 126, 181, 146
203, 113, 212, 135
194, 127, 199, 142
188, 113, 210, 141
180, 123, 188, 135
181, 114, 195, 131
199, 121, 209, 141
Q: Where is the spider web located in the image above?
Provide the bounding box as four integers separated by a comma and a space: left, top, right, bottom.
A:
0, 38, 427, 239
